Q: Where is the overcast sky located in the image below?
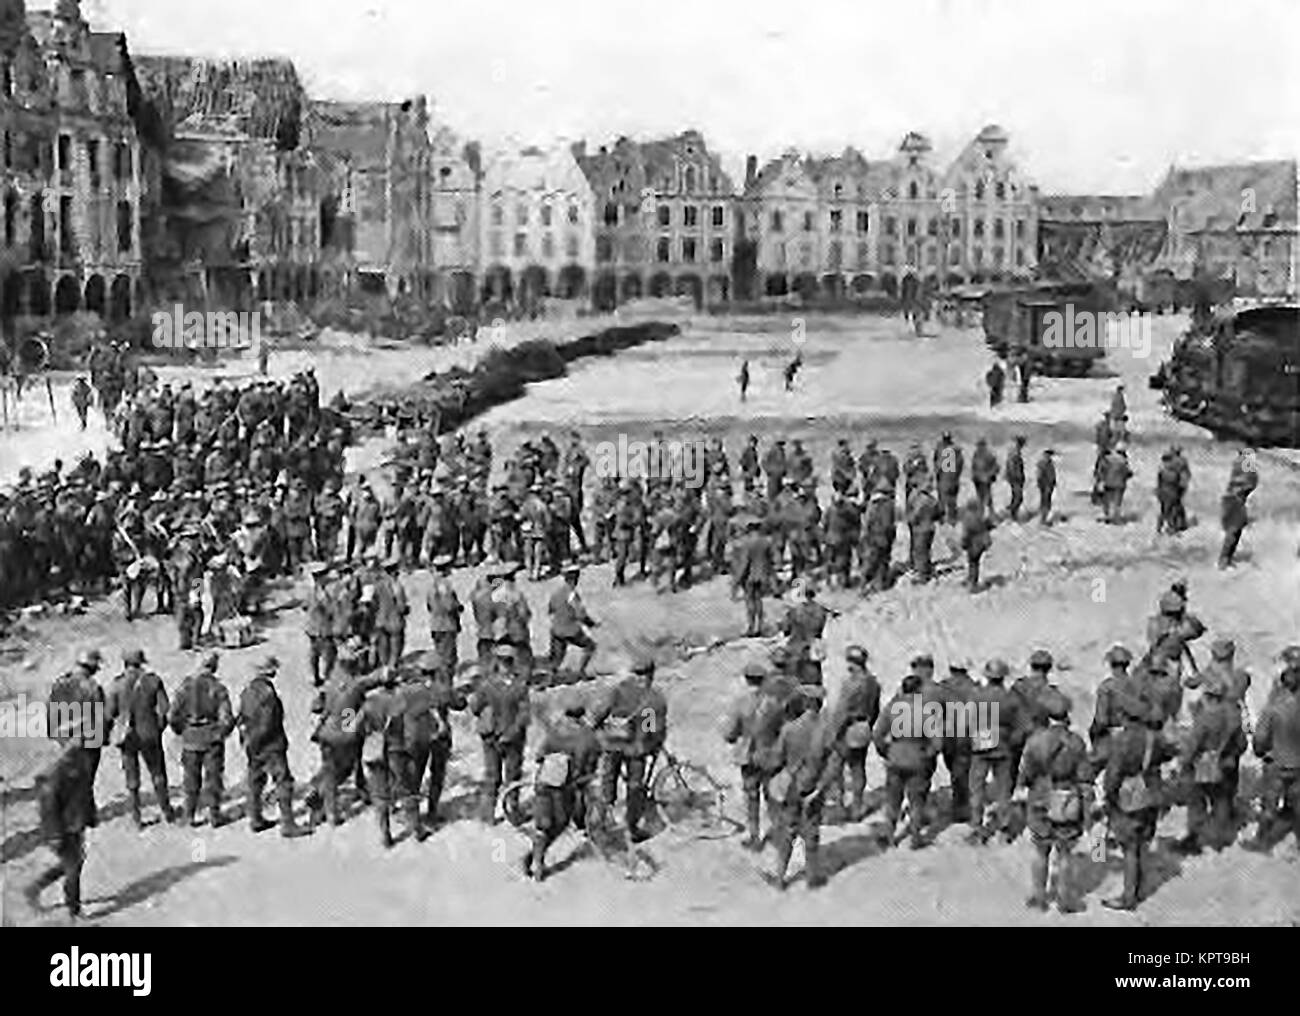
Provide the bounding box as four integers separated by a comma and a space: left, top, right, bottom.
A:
72, 0, 1300, 194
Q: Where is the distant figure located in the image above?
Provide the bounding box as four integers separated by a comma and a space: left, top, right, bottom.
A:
783, 353, 802, 392
737, 359, 750, 402
258, 338, 271, 376
71, 377, 93, 430
985, 361, 1005, 409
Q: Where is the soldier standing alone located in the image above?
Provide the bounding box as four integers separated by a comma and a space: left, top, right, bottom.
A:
237, 655, 298, 836
105, 648, 174, 827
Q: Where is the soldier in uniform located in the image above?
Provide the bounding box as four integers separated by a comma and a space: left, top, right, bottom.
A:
1099, 444, 1133, 524
305, 562, 335, 686
985, 359, 1005, 408
861, 484, 896, 593
526, 688, 600, 882
970, 437, 999, 517
372, 554, 410, 667
237, 656, 299, 836
419, 655, 469, 828
762, 439, 787, 501
548, 564, 599, 677
169, 651, 235, 826
314, 478, 346, 562
29, 738, 96, 919
470, 569, 498, 670
939, 657, 977, 823
1219, 448, 1258, 568
49, 649, 107, 823
906, 480, 939, 583
591, 655, 668, 843
470, 643, 531, 824
873, 668, 938, 850
1102, 687, 1177, 910
1017, 688, 1092, 913
958, 495, 991, 592
105, 648, 174, 827
733, 517, 774, 636
780, 581, 831, 686
721, 662, 777, 849
1155, 449, 1183, 535
426, 554, 463, 674
1145, 590, 1206, 684
358, 665, 406, 848
1005, 436, 1027, 522
1089, 645, 1134, 767
933, 432, 963, 525
968, 658, 1023, 843
305, 644, 385, 827
1245, 647, 1300, 852
765, 684, 834, 890
739, 435, 760, 494
1036, 447, 1056, 525
1175, 676, 1245, 854
824, 645, 881, 822
492, 564, 533, 670
1010, 649, 1059, 782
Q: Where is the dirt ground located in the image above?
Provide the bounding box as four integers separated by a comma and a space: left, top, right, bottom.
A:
3, 311, 1298, 926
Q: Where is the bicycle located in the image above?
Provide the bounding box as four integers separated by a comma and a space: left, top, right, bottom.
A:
647, 749, 743, 841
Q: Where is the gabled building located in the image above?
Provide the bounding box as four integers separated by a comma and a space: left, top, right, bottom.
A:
425, 125, 479, 313
577, 129, 734, 309
0, 0, 144, 321
479, 142, 594, 308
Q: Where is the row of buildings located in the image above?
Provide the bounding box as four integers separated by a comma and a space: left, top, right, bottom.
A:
0, 0, 1294, 326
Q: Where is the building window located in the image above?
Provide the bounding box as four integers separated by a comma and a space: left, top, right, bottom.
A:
829, 209, 842, 233
949, 244, 961, 266
513, 233, 527, 257
541, 204, 553, 227
87, 140, 100, 189
566, 234, 579, 258
975, 181, 985, 201
60, 195, 75, 252
1016, 247, 1025, 266
542, 233, 555, 259
489, 232, 504, 257
491, 203, 503, 226
995, 182, 1006, 201
711, 205, 724, 228
771, 210, 783, 232
828, 240, 842, 270
114, 142, 131, 181
29, 192, 44, 258
657, 205, 670, 227
596, 236, 613, 263
926, 245, 937, 266
57, 133, 71, 172
883, 244, 896, 265
656, 237, 671, 262
604, 202, 619, 226
1, 63, 11, 97
684, 167, 695, 193
2, 131, 9, 169
949, 218, 960, 238
684, 205, 698, 228
710, 238, 724, 262
927, 218, 937, 236
973, 219, 985, 238
3, 190, 15, 246
856, 210, 869, 233
682, 238, 697, 263
993, 219, 1005, 240
516, 204, 528, 226
1015, 219, 1025, 239
908, 181, 919, 200
993, 246, 1004, 268
885, 216, 897, 237
803, 211, 814, 232
568, 203, 579, 224
973, 247, 984, 266
906, 218, 917, 237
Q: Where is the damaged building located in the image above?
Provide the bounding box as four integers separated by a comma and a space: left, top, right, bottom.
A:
0, 0, 143, 323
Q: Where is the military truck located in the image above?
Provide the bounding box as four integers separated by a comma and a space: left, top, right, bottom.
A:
982, 281, 1117, 377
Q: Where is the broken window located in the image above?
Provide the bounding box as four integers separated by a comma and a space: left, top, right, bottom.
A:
973, 219, 985, 238
975, 181, 985, 201
950, 218, 961, 237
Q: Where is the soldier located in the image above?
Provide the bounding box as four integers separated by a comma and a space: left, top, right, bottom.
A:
958, 495, 991, 593
873, 668, 939, 849
591, 655, 668, 843
591, 476, 618, 563
765, 684, 834, 890
1011, 649, 1059, 781
469, 569, 498, 670
1155, 449, 1183, 535
1099, 444, 1133, 524
1185, 638, 1252, 727
1245, 647, 1300, 852
49, 655, 106, 797
780, 580, 831, 686
906, 480, 939, 583
1036, 447, 1056, 525
169, 651, 235, 827
737, 359, 750, 402
1016, 688, 1092, 913
29, 738, 96, 919
824, 645, 881, 822
426, 554, 463, 674
1145, 590, 1206, 684
1175, 676, 1245, 854
304, 644, 384, 827
492, 564, 533, 669
420, 655, 469, 828
739, 435, 760, 494
1101, 688, 1177, 910
733, 517, 774, 636
939, 657, 977, 824
358, 665, 406, 848
314, 478, 346, 562
762, 439, 787, 501
861, 484, 896, 593
902, 442, 929, 499
526, 688, 600, 881
611, 482, 643, 587
1089, 645, 1134, 767
237, 656, 298, 837
968, 658, 1023, 843
105, 648, 174, 827
721, 662, 777, 849
985, 359, 1005, 409
1219, 448, 1258, 568
970, 437, 999, 517
830, 438, 856, 495
824, 490, 859, 588
933, 431, 964, 524
304, 563, 335, 686
1005, 436, 1027, 522
1169, 446, 1192, 531
71, 376, 93, 431
548, 564, 599, 676
372, 554, 410, 667
470, 643, 531, 824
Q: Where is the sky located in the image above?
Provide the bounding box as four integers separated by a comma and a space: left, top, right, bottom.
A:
64, 0, 1300, 195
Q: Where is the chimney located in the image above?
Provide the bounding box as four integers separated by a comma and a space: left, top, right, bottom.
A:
745, 155, 758, 188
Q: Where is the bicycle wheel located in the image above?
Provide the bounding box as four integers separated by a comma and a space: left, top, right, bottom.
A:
651, 759, 739, 840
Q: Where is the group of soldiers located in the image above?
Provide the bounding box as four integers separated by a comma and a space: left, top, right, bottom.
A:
719, 580, 1300, 905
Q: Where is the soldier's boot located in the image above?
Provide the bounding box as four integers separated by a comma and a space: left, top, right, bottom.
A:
182, 795, 199, 827
305, 789, 325, 830
1103, 846, 1141, 911
404, 799, 426, 842
1056, 852, 1084, 914
248, 793, 273, 833
576, 645, 595, 677
1025, 845, 1050, 910
128, 790, 144, 829
743, 795, 763, 851
527, 835, 547, 882
208, 803, 224, 829
377, 806, 394, 849
278, 788, 299, 838
805, 845, 827, 890
153, 774, 176, 823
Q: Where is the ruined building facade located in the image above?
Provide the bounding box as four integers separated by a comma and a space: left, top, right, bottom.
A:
0, 0, 142, 322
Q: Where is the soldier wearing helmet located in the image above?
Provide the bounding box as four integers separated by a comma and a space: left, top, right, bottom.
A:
525, 687, 599, 882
